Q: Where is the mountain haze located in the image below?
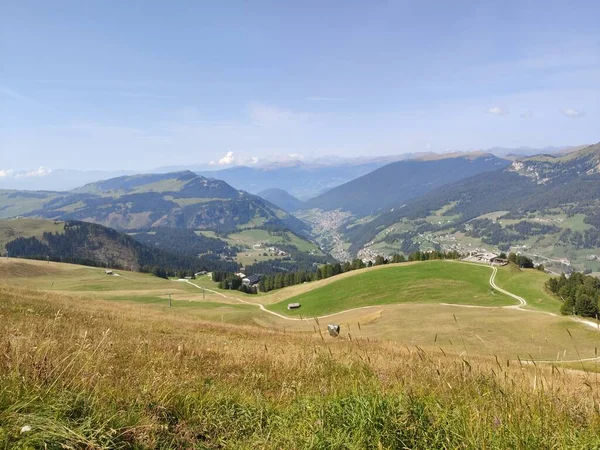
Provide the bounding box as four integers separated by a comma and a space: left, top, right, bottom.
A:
258, 189, 304, 212
198, 161, 391, 200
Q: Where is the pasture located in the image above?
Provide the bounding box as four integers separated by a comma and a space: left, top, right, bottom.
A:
267, 261, 516, 317
2, 257, 600, 362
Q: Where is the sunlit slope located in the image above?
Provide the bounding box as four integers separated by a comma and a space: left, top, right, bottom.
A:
494, 263, 561, 313
267, 261, 516, 316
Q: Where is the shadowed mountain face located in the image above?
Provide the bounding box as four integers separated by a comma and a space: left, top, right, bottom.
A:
0, 171, 309, 236
302, 153, 510, 216
1, 219, 238, 273
258, 188, 304, 212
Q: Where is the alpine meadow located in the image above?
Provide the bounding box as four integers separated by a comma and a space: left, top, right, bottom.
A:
2, 1, 600, 449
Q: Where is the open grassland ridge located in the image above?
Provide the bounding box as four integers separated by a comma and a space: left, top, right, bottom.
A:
3, 286, 600, 448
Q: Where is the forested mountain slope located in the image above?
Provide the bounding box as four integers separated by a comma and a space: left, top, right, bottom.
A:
302, 153, 509, 216
345, 143, 600, 272
0, 171, 308, 235
2, 219, 238, 273
0, 171, 324, 269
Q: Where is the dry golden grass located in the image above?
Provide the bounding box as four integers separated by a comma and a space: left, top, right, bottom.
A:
3, 284, 600, 448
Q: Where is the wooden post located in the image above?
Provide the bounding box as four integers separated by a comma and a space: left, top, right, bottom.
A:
168, 293, 172, 308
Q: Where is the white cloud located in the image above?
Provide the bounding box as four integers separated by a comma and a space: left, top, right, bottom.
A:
520, 110, 534, 119
210, 152, 259, 167
218, 151, 235, 165
16, 167, 53, 178
486, 106, 509, 116
0, 169, 14, 177
560, 108, 585, 118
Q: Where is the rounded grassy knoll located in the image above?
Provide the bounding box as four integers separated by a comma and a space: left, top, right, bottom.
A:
267, 260, 516, 317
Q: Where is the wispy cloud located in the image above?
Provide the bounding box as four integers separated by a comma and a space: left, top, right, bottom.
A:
0, 169, 14, 177
0, 86, 60, 112
485, 106, 509, 116
560, 108, 585, 118
116, 91, 178, 100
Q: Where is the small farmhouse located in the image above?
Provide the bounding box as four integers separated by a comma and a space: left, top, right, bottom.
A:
242, 274, 262, 286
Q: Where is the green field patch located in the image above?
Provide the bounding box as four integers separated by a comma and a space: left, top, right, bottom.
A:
268, 261, 516, 317
495, 265, 562, 313
227, 229, 321, 254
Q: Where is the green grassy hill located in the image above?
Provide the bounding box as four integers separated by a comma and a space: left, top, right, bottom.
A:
267, 261, 516, 316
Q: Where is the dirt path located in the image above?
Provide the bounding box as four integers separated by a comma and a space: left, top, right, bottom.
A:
178, 279, 381, 322
444, 265, 600, 331
178, 262, 600, 340
177, 265, 600, 365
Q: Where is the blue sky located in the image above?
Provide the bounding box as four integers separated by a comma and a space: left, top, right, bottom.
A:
1, 0, 599, 172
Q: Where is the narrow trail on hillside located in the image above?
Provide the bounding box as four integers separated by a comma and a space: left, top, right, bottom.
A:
178, 280, 381, 322
442, 264, 600, 331
177, 264, 600, 331
175, 262, 600, 366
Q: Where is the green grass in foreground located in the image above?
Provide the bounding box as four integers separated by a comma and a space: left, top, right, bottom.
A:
268, 261, 516, 317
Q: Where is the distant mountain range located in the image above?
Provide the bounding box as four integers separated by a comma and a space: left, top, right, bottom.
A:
197, 161, 392, 200
343, 143, 600, 272
0, 170, 322, 270
0, 170, 306, 234
301, 153, 509, 216
2, 143, 598, 273
0, 145, 586, 195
